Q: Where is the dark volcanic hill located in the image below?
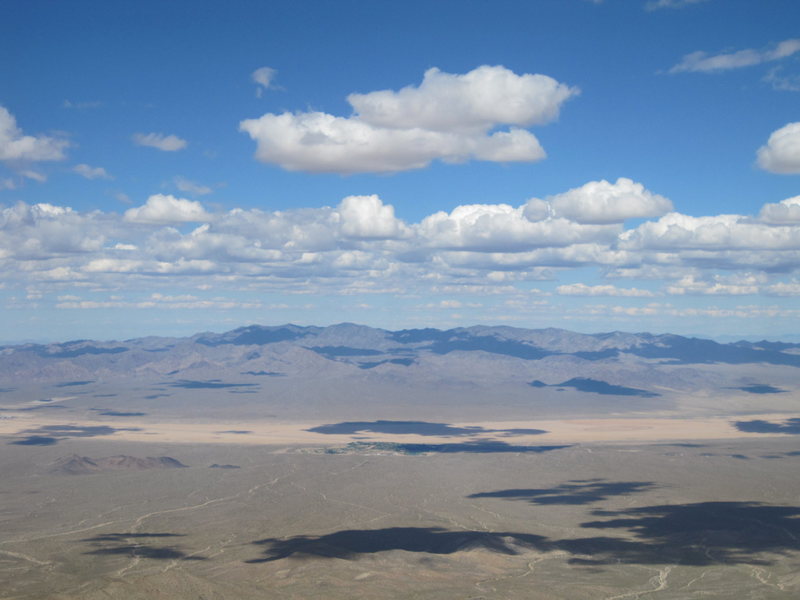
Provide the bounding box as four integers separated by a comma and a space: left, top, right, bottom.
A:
50, 455, 188, 475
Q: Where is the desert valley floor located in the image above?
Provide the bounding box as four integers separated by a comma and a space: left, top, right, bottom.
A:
1, 432, 799, 599
1, 325, 799, 598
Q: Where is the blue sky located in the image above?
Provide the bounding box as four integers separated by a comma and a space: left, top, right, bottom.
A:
1, 0, 799, 342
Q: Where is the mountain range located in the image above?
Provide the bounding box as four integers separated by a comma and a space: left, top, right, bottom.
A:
1, 323, 797, 392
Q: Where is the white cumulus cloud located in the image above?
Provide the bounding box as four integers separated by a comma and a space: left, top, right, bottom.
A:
349, 65, 575, 132
756, 122, 800, 174
547, 177, 672, 224
240, 65, 577, 174
124, 194, 211, 224
419, 203, 619, 252
337, 195, 408, 239
620, 212, 800, 251
0, 106, 69, 162
4, 176, 800, 305
0, 202, 107, 260
132, 132, 187, 152
759, 195, 800, 224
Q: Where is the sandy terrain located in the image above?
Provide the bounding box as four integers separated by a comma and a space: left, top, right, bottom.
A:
1, 412, 798, 446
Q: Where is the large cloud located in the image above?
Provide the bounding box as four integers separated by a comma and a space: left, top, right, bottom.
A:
756, 122, 800, 174
239, 111, 543, 174
759, 195, 800, 224
141, 195, 408, 267
239, 65, 577, 174
620, 212, 800, 251
124, 194, 212, 224
4, 180, 800, 301
0, 202, 107, 260
349, 65, 575, 132
419, 203, 619, 252
0, 106, 68, 162
337, 195, 409, 239
546, 177, 673, 224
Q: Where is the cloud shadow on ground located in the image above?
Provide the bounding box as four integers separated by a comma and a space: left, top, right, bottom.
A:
82, 533, 206, 560
53, 380, 94, 387
468, 479, 657, 505
307, 420, 546, 437
339, 441, 568, 454
10, 424, 141, 445
166, 379, 259, 390
11, 435, 59, 446
730, 384, 787, 394
734, 418, 800, 434
85, 533, 184, 541
247, 527, 547, 563
571, 501, 800, 566
247, 501, 800, 567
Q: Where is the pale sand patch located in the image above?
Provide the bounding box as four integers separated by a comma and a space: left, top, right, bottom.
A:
1, 413, 798, 445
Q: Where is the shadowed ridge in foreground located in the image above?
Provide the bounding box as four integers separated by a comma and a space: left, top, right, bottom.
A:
468, 479, 657, 505
247, 527, 548, 563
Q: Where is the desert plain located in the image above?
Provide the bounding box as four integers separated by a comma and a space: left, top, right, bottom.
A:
1, 325, 799, 598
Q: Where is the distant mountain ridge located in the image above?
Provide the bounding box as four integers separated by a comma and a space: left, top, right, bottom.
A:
1, 323, 798, 387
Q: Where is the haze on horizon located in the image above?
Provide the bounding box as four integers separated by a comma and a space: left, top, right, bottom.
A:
2, 0, 800, 342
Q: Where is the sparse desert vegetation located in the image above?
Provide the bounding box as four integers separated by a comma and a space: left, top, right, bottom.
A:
1, 437, 799, 599
0, 325, 799, 598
